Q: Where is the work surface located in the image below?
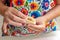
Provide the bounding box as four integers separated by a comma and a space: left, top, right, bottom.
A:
0, 16, 60, 40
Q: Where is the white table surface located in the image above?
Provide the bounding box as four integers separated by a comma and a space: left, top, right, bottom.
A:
0, 16, 60, 40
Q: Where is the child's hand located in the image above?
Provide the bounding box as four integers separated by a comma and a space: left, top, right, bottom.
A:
2, 7, 27, 34
27, 17, 47, 34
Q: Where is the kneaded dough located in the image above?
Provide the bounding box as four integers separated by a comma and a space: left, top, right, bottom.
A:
26, 16, 36, 24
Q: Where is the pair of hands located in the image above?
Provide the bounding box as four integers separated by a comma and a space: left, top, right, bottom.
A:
2, 7, 46, 34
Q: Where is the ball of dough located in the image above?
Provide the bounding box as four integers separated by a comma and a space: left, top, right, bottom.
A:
26, 16, 36, 24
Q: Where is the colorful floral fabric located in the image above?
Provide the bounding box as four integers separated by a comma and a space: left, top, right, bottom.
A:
2, 0, 56, 36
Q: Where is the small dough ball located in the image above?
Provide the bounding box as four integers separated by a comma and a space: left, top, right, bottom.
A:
26, 16, 36, 24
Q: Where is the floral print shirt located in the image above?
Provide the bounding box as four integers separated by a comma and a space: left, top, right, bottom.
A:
2, 0, 56, 36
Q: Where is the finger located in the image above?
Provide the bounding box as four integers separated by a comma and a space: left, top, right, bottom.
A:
6, 18, 22, 27
27, 24, 41, 32
27, 25, 44, 34
29, 24, 45, 30
27, 25, 42, 33
27, 27, 41, 34
11, 8, 27, 19
2, 20, 8, 34
8, 11, 26, 24
27, 24, 45, 32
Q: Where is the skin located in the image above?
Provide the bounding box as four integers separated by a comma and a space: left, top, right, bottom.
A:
27, 0, 60, 33
0, 0, 60, 33
0, 0, 27, 33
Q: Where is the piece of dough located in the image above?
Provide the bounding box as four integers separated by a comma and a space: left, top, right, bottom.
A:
26, 16, 36, 24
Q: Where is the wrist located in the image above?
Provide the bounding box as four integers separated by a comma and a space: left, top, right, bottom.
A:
38, 16, 48, 24
42, 15, 50, 23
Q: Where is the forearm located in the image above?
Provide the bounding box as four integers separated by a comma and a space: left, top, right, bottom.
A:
0, 0, 8, 16
43, 5, 60, 22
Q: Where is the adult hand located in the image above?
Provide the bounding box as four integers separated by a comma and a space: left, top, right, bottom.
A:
27, 17, 47, 34
2, 7, 27, 33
